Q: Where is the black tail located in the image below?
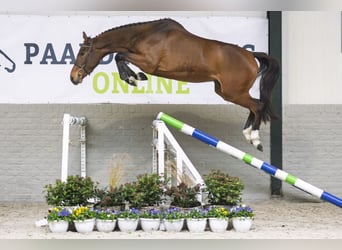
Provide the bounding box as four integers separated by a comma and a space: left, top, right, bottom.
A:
253, 52, 280, 123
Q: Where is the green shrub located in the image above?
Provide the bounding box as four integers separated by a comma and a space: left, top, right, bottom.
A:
165, 182, 201, 208
136, 173, 165, 206
94, 185, 125, 207
44, 175, 97, 206
203, 170, 244, 206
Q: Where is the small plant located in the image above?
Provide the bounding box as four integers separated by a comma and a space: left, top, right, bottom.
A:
117, 208, 140, 219
204, 170, 244, 206
44, 175, 98, 206
47, 207, 72, 222
136, 173, 165, 206
139, 208, 162, 219
115, 173, 165, 208
71, 206, 96, 221
165, 182, 201, 208
230, 204, 254, 218
207, 206, 230, 219
95, 186, 125, 207
95, 209, 118, 220
162, 207, 185, 221
185, 207, 207, 219
120, 182, 144, 208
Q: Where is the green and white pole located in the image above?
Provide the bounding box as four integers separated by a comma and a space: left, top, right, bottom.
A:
157, 112, 342, 208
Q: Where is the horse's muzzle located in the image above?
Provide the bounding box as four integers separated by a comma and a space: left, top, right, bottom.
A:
70, 68, 84, 85
70, 75, 80, 85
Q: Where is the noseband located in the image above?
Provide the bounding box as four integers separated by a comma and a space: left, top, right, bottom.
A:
74, 42, 93, 76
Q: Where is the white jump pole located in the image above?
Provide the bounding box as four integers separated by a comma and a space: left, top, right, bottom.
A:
157, 112, 342, 209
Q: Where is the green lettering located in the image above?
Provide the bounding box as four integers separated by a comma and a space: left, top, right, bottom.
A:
132, 82, 145, 94
145, 74, 153, 94
112, 72, 129, 93
93, 72, 109, 94
176, 81, 190, 94
156, 77, 172, 94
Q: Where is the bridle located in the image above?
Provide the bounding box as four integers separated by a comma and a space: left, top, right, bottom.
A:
74, 41, 93, 76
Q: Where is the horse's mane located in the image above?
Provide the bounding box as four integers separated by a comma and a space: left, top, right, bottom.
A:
95, 18, 178, 38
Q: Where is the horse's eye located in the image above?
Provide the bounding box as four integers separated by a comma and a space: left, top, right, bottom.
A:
79, 49, 87, 57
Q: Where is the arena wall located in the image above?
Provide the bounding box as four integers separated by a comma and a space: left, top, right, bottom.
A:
1, 103, 341, 203
1, 11, 342, 204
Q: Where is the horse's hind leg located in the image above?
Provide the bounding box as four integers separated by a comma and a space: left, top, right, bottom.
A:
115, 53, 147, 86
249, 99, 264, 151
216, 80, 264, 151
243, 111, 263, 151
251, 122, 263, 151
243, 112, 254, 142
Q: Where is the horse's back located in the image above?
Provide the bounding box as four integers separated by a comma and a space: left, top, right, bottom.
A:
148, 18, 187, 32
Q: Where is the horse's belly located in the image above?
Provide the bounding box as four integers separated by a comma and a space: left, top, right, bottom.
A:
154, 69, 213, 83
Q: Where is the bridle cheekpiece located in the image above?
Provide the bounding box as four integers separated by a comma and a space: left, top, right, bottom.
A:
74, 41, 93, 76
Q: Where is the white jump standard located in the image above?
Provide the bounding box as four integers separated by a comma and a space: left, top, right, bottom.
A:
156, 112, 342, 209
61, 114, 87, 182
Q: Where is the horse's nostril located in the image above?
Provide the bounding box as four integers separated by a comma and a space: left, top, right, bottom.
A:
70, 75, 78, 85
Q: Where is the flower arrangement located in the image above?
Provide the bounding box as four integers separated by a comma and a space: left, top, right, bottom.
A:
230, 204, 254, 218
117, 208, 140, 219
96, 209, 118, 221
185, 207, 207, 219
139, 208, 162, 219
207, 206, 230, 219
72, 206, 96, 221
47, 207, 72, 222
162, 207, 185, 221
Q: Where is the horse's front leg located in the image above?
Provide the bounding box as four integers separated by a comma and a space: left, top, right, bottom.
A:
115, 53, 147, 86
115, 53, 137, 86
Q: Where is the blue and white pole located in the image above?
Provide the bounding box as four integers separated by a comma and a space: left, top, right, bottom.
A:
157, 112, 342, 208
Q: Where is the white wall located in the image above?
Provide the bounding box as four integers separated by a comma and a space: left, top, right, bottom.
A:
282, 11, 342, 104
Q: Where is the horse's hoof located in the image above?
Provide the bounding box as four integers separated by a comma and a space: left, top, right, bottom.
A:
137, 72, 148, 80
127, 76, 137, 86
256, 144, 263, 152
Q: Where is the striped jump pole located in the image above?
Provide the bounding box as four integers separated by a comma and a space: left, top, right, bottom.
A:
157, 112, 342, 209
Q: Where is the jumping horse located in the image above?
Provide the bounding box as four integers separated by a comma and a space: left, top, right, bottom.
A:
70, 18, 280, 151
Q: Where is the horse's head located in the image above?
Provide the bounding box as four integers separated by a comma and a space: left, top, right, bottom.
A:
70, 32, 101, 85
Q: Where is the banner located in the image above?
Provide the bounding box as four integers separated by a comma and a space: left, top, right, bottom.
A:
0, 15, 268, 104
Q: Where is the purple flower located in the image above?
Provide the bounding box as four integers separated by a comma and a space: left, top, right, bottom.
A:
230, 204, 254, 218
150, 209, 160, 216
131, 208, 140, 214
58, 208, 71, 217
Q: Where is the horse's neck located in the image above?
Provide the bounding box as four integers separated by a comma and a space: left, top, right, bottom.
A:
93, 28, 139, 54
93, 19, 182, 53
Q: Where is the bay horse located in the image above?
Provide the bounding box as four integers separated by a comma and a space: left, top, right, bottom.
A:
70, 18, 280, 151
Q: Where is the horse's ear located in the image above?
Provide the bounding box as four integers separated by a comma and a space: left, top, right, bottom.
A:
82, 32, 88, 40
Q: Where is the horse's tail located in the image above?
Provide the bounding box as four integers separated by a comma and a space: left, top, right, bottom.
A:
253, 51, 280, 122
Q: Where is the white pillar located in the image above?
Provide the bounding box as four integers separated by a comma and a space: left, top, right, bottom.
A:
61, 114, 71, 182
